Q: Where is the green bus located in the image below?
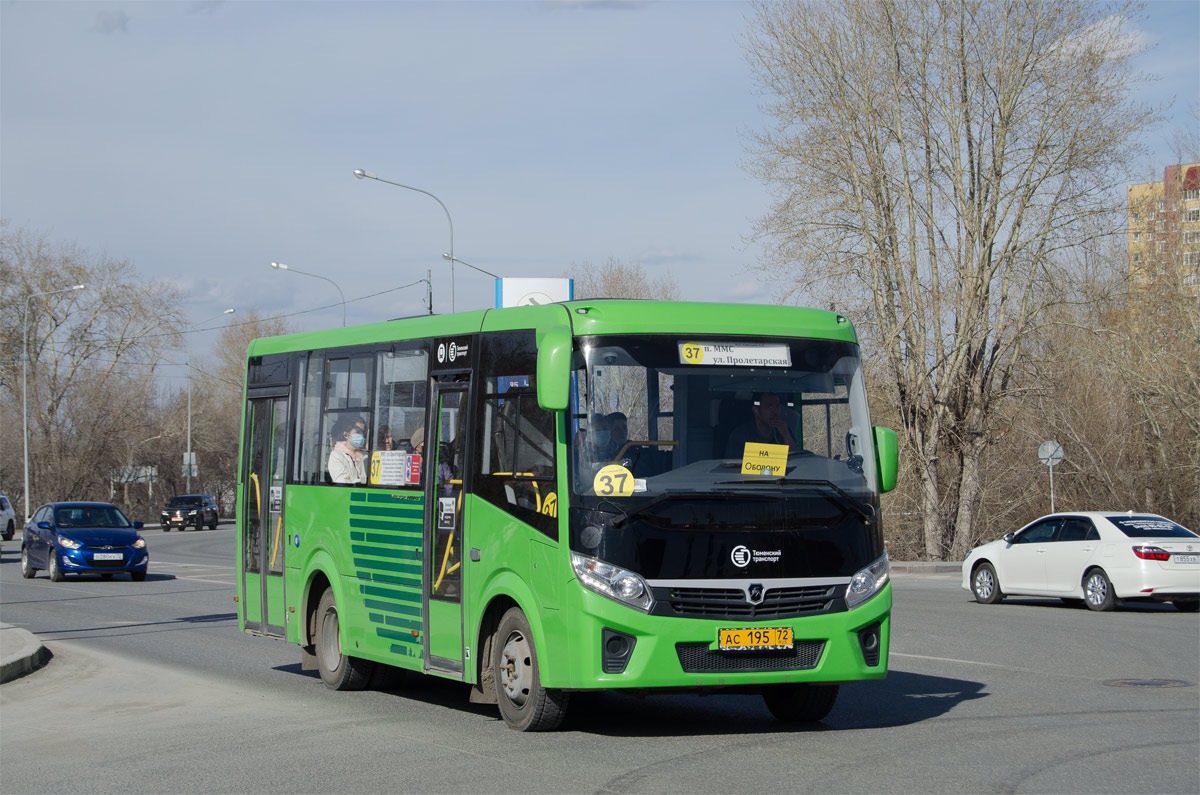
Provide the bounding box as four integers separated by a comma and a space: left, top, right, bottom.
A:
236, 300, 898, 730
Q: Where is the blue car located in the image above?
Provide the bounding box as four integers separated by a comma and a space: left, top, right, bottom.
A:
20, 502, 149, 582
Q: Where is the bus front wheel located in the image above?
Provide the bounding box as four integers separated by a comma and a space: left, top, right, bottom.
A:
314, 588, 374, 690
493, 607, 569, 731
762, 683, 839, 724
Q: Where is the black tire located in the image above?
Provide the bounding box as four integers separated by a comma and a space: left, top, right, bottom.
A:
314, 588, 373, 690
1172, 599, 1199, 612
1083, 569, 1117, 611
48, 552, 64, 582
762, 683, 840, 723
971, 562, 1004, 604
494, 607, 569, 731
4, 520, 13, 541
131, 570, 147, 582
20, 546, 37, 579
162, 525, 170, 532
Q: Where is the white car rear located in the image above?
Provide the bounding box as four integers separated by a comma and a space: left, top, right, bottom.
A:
961, 512, 1200, 612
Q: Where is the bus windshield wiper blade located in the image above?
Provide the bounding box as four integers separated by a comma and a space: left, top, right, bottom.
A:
776, 478, 875, 520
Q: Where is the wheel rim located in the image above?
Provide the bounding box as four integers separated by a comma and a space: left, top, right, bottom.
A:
319, 607, 341, 671
974, 568, 994, 600
1085, 574, 1107, 605
498, 629, 532, 707
50, 554, 59, 579
21, 547, 29, 575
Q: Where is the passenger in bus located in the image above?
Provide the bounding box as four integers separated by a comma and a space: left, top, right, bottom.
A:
327, 415, 368, 484
377, 425, 394, 450
410, 427, 453, 493
724, 392, 799, 457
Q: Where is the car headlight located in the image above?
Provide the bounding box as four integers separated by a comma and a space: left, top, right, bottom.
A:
571, 552, 654, 612
187, 510, 197, 516
845, 551, 890, 609
133, 537, 146, 549
57, 536, 82, 550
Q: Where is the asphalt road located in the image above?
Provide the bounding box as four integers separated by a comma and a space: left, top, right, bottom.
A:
1, 525, 1197, 794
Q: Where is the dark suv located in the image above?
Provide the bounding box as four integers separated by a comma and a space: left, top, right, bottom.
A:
161, 494, 219, 531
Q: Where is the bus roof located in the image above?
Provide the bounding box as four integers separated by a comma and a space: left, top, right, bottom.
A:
245, 300, 857, 357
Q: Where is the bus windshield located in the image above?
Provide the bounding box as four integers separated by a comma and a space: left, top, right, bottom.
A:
571, 334, 876, 496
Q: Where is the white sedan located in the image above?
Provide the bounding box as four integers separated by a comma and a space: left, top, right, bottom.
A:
962, 512, 1200, 612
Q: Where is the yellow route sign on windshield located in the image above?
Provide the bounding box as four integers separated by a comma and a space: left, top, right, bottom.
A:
740, 443, 788, 477
593, 464, 635, 497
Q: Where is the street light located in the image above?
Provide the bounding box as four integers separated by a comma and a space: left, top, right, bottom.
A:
186, 309, 235, 493
271, 262, 346, 327
441, 252, 500, 279
353, 168, 457, 312
23, 284, 86, 521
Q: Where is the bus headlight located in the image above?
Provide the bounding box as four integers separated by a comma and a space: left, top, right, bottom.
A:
571, 552, 654, 612
845, 552, 889, 609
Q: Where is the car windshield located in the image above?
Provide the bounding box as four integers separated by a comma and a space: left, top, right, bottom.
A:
169, 497, 202, 507
569, 334, 878, 514
1108, 516, 1197, 539
55, 506, 132, 528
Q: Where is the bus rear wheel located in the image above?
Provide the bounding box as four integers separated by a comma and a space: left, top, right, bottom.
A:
494, 607, 569, 731
762, 683, 839, 723
314, 588, 373, 690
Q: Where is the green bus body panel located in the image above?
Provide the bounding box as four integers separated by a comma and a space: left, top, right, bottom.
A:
427, 600, 462, 660
244, 301, 858, 360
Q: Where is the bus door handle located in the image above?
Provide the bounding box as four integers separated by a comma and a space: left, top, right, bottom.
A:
470, 548, 481, 562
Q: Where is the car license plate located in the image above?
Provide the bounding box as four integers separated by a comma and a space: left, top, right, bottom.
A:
718, 627, 794, 651
92, 552, 123, 561
170, 517, 184, 523
1174, 554, 1199, 564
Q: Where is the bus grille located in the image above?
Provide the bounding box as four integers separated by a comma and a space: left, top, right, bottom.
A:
659, 585, 840, 620
675, 641, 825, 673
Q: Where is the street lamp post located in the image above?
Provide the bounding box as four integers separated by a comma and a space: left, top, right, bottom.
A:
353, 168, 456, 312
23, 284, 86, 521
441, 252, 499, 279
271, 262, 346, 327
187, 309, 235, 493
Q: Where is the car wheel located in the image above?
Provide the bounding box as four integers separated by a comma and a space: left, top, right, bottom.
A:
131, 570, 147, 582
20, 546, 37, 579
1171, 599, 1199, 612
971, 563, 1004, 604
1083, 569, 1116, 611
162, 525, 170, 532
48, 552, 64, 582
762, 683, 839, 723
314, 588, 373, 690
4, 520, 13, 541
209, 515, 218, 530
494, 607, 569, 731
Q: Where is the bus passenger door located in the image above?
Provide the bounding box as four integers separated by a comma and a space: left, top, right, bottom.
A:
424, 377, 468, 675
241, 392, 290, 638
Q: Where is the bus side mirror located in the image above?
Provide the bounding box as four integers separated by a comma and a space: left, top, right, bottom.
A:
873, 426, 898, 493
536, 325, 571, 411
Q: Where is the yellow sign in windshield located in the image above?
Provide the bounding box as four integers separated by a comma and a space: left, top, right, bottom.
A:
740, 443, 788, 477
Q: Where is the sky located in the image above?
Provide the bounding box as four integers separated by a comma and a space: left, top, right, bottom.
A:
3, 0, 1198, 369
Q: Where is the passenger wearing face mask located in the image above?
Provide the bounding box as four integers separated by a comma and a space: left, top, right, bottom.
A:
328, 415, 368, 484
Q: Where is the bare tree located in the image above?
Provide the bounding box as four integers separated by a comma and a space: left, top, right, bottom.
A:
744, 0, 1157, 559
568, 257, 680, 301
0, 226, 183, 519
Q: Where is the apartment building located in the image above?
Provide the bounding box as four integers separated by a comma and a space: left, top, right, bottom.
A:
1127, 162, 1200, 297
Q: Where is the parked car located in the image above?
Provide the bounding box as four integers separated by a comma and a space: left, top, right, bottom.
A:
0, 494, 15, 541
20, 501, 148, 582
963, 512, 1200, 612
160, 493, 219, 531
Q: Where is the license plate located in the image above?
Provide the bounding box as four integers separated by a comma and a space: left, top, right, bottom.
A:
92, 552, 124, 561
1175, 554, 1199, 564
718, 627, 794, 651
170, 517, 184, 523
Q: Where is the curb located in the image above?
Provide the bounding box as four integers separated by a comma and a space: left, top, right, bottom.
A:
0, 624, 51, 684
890, 562, 961, 575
